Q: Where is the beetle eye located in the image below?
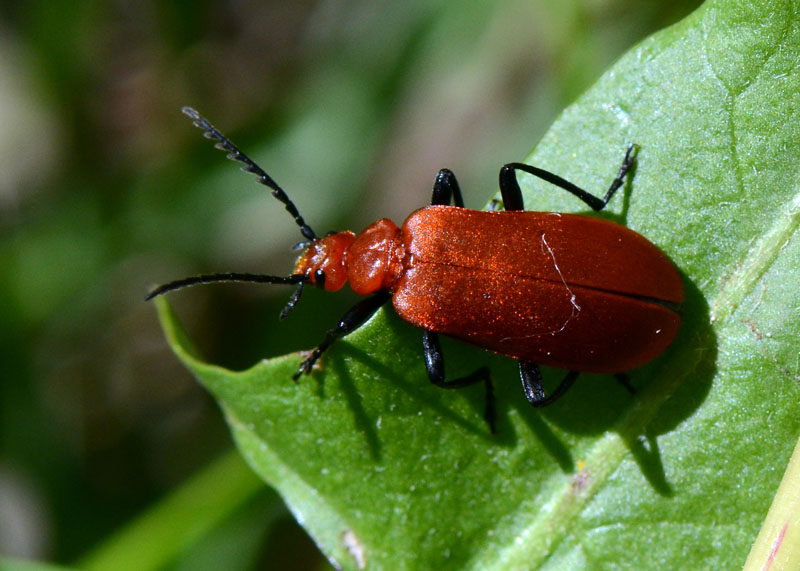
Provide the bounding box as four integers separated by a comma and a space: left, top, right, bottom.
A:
291, 240, 311, 252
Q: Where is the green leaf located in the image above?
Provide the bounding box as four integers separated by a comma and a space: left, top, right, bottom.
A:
78, 451, 265, 571
0, 557, 73, 571
154, 0, 800, 568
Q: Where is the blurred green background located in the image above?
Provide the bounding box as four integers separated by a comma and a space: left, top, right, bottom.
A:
0, 1, 701, 568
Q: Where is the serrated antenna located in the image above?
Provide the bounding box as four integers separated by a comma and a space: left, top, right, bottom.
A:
182, 106, 317, 241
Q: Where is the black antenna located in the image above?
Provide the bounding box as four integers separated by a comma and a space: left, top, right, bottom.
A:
182, 107, 317, 241
146, 272, 307, 301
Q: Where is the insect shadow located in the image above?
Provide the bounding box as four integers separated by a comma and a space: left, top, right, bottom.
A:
516, 278, 715, 495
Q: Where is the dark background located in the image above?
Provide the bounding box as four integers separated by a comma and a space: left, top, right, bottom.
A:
0, 1, 700, 568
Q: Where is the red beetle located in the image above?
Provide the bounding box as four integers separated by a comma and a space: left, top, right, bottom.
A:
148, 107, 684, 432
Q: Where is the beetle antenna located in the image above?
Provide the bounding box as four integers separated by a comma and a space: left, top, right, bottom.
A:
182, 106, 317, 241
145, 272, 308, 301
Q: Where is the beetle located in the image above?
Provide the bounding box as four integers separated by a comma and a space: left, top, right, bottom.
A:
148, 107, 684, 432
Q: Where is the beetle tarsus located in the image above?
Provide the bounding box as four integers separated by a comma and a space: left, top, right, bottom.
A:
598, 143, 639, 207
519, 362, 579, 408
293, 350, 321, 381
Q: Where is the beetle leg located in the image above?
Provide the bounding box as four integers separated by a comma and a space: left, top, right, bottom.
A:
497, 166, 526, 211
422, 330, 495, 432
293, 290, 391, 379
519, 361, 579, 407
430, 168, 465, 207
499, 144, 637, 212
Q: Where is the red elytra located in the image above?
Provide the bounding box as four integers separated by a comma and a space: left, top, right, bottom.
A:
148, 107, 684, 432
297, 208, 683, 374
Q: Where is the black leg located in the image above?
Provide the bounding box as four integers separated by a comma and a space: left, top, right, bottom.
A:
294, 290, 391, 379
422, 330, 495, 432
519, 361, 579, 407
497, 166, 526, 211
499, 144, 637, 212
431, 168, 465, 207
